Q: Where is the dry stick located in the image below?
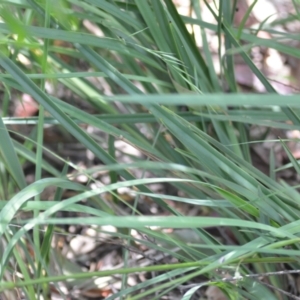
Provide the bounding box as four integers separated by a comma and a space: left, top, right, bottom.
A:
259, 280, 300, 300
181, 269, 300, 299
222, 269, 300, 281
267, 77, 300, 93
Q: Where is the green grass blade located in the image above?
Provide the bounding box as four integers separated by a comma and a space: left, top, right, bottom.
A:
0, 117, 26, 189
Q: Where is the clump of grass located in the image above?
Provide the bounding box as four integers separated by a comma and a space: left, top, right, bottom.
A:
0, 1, 300, 299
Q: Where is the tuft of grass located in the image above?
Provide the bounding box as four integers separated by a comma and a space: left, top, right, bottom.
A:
0, 0, 300, 299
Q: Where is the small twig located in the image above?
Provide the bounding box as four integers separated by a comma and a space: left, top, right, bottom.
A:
259, 280, 300, 300
267, 77, 300, 93
221, 269, 300, 281
180, 269, 300, 299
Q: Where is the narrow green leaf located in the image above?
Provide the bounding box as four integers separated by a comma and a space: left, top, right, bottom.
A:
0, 117, 26, 188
